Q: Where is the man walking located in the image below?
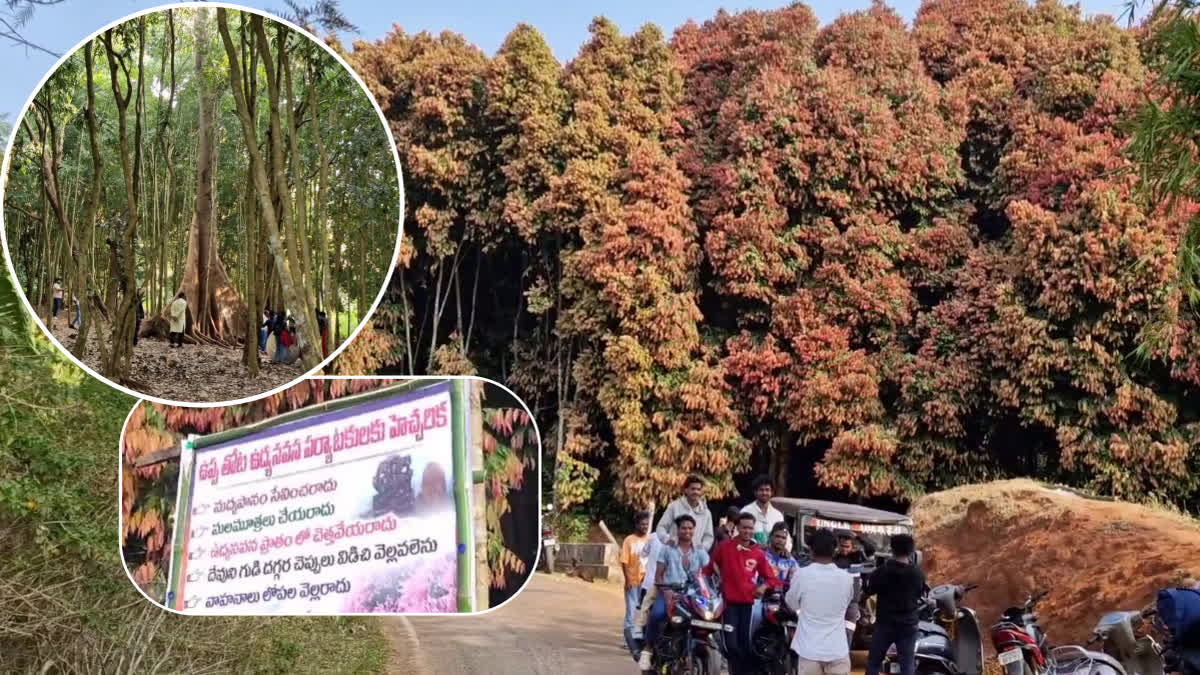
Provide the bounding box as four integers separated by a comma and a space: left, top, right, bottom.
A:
863, 534, 925, 675
704, 512, 782, 675
786, 528, 855, 675
656, 475, 714, 552
620, 512, 652, 658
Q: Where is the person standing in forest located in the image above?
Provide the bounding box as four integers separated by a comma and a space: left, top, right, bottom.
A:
742, 475, 788, 548
168, 291, 187, 348
271, 310, 286, 363
260, 308, 271, 353
704, 512, 783, 674
133, 292, 145, 346
51, 277, 63, 320
68, 293, 81, 329
863, 534, 925, 675
317, 308, 328, 359
278, 319, 293, 363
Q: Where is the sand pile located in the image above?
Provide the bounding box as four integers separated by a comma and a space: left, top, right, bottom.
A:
911, 479, 1200, 649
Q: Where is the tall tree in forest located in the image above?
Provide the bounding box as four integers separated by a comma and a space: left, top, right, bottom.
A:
172, 9, 247, 346
73, 41, 104, 359
101, 18, 146, 382
483, 24, 571, 486
21, 59, 91, 358
217, 8, 321, 371
548, 19, 746, 508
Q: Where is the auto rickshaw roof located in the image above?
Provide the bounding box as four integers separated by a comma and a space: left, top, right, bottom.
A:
771, 497, 913, 526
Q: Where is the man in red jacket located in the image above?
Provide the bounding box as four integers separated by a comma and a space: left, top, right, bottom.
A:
704, 511, 782, 674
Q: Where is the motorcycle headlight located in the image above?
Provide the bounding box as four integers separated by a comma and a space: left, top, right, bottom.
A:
670, 615, 684, 625
704, 610, 714, 621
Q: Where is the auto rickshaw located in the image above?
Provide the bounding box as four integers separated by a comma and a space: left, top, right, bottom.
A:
773, 497, 919, 651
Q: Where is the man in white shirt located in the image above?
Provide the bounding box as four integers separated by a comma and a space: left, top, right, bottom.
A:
656, 475, 714, 551
740, 475, 788, 548
785, 528, 855, 675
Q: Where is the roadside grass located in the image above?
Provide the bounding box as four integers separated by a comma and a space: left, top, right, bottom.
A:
0, 314, 389, 674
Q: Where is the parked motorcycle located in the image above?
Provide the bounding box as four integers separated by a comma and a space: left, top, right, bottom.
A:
1032, 609, 1160, 675
1087, 608, 1164, 675
643, 574, 732, 675
751, 587, 797, 675
993, 590, 1052, 675
883, 583, 985, 675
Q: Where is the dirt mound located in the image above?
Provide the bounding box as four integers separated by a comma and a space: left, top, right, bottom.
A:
912, 479, 1200, 650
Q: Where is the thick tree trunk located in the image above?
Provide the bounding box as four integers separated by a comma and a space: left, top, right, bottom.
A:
144, 10, 246, 346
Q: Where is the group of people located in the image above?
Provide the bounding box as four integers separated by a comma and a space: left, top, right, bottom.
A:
619, 475, 926, 675
259, 307, 330, 364
52, 277, 150, 349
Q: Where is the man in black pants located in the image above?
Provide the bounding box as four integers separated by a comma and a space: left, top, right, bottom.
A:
863, 533, 925, 675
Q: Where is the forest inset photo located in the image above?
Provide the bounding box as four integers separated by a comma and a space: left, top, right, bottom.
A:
0, 4, 402, 404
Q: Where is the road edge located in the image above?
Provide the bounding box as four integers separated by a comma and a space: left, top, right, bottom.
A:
382, 616, 429, 675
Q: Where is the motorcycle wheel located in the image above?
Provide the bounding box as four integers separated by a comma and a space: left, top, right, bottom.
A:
691, 646, 720, 675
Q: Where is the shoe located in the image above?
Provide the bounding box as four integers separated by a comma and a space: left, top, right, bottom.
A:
638, 650, 651, 670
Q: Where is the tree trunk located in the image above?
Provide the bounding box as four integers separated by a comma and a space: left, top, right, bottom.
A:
218, 9, 319, 371
143, 10, 247, 345
74, 42, 104, 359
101, 19, 147, 383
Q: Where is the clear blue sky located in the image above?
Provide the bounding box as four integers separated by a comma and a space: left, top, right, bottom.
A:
1, 0, 1128, 120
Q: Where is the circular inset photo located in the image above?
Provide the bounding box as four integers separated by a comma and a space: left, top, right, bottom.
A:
119, 376, 542, 615
0, 3, 403, 405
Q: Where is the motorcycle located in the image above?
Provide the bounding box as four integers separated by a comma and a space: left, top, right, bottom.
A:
751, 587, 798, 675
1087, 608, 1164, 675
993, 590, 1052, 675
643, 574, 732, 675
883, 583, 985, 675
1032, 609, 1160, 675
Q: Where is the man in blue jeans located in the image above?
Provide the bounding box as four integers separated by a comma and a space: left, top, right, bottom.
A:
620, 512, 652, 658
863, 534, 925, 675
641, 514, 709, 671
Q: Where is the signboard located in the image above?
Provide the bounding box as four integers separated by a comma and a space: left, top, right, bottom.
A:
806, 517, 909, 536
164, 380, 474, 614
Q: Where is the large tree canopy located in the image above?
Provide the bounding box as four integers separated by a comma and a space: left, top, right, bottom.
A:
332, 0, 1199, 516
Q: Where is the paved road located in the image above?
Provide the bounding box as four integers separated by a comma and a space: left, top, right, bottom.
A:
385, 573, 870, 675
394, 572, 634, 675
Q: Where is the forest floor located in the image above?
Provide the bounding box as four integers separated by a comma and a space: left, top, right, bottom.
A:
45, 314, 305, 402
912, 479, 1200, 649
